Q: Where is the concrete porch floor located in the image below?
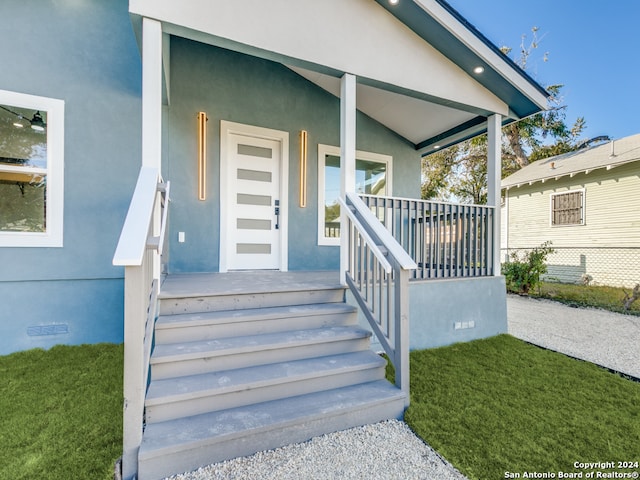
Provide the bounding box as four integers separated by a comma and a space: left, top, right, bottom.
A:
159, 271, 341, 298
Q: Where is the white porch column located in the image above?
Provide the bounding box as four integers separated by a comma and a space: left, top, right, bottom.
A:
141, 18, 163, 283
122, 20, 163, 480
142, 17, 163, 170
487, 113, 502, 276
340, 73, 356, 284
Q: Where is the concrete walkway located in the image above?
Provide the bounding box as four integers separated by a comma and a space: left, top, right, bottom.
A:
507, 294, 640, 379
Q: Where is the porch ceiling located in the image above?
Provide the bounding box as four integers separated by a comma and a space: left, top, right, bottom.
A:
288, 65, 478, 150
130, 0, 550, 155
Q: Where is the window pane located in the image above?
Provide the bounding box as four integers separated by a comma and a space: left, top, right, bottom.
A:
0, 177, 46, 232
0, 104, 47, 169
0, 103, 48, 233
323, 154, 388, 239
324, 155, 341, 238
356, 159, 387, 195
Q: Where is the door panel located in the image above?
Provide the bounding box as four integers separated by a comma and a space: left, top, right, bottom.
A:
226, 134, 281, 270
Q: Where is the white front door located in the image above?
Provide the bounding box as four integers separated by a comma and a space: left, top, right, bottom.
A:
220, 122, 289, 271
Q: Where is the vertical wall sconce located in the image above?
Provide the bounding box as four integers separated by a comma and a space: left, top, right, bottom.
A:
299, 130, 308, 207
197, 112, 207, 201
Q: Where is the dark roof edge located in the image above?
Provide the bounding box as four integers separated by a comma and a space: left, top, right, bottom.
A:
433, 0, 550, 99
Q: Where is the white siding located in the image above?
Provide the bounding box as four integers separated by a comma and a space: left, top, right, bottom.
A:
502, 162, 640, 287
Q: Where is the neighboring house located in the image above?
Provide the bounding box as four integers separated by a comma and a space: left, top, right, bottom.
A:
1, 1, 548, 479
501, 134, 640, 288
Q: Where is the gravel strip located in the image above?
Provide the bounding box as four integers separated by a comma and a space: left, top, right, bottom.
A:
163, 420, 468, 480
507, 294, 640, 379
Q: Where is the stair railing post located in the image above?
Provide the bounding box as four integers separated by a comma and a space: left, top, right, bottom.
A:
394, 266, 411, 406
122, 264, 146, 480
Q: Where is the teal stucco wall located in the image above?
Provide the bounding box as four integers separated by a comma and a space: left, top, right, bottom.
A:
0, 11, 423, 354
0, 0, 141, 354
350, 276, 508, 353
165, 38, 421, 273
408, 276, 508, 349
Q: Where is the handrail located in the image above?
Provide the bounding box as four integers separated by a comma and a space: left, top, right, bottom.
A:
340, 192, 416, 405
146, 181, 171, 253
114, 166, 163, 266
346, 193, 417, 270
360, 191, 492, 209
113, 166, 169, 480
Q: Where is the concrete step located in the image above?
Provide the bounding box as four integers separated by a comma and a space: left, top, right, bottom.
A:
138, 380, 406, 480
154, 302, 358, 344
159, 286, 345, 316
145, 351, 386, 423
149, 326, 372, 380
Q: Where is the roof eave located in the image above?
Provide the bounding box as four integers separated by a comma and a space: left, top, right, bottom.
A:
375, 0, 549, 117
502, 156, 640, 190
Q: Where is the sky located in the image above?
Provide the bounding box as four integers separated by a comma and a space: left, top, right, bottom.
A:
451, 0, 640, 142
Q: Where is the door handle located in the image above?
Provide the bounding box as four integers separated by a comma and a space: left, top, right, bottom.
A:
274, 200, 280, 230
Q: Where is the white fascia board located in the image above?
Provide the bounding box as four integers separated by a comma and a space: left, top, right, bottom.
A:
130, 0, 508, 116
413, 0, 549, 110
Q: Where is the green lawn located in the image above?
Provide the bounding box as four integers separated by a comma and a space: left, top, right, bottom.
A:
392, 335, 640, 480
0, 343, 123, 480
533, 281, 640, 315
3, 337, 639, 480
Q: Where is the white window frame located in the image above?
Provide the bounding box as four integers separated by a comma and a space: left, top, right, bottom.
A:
317, 144, 392, 246
550, 188, 585, 227
0, 90, 65, 247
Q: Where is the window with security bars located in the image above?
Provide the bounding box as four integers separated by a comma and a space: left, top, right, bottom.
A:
551, 190, 584, 226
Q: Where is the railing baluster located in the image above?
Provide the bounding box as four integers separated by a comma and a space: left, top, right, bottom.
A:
446, 203, 452, 277
386, 270, 392, 344
467, 206, 472, 277
464, 206, 468, 276
480, 208, 486, 276
489, 206, 494, 275
431, 203, 436, 278
436, 203, 442, 278
454, 204, 460, 276
399, 199, 405, 252
420, 204, 425, 279
474, 206, 479, 277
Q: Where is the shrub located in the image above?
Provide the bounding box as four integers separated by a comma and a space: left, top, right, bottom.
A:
502, 241, 555, 294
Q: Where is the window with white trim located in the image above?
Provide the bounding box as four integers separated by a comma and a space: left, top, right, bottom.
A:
317, 144, 391, 245
0, 90, 64, 247
550, 189, 584, 226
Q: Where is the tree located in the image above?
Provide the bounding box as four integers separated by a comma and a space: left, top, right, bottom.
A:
420, 143, 459, 200
422, 27, 588, 203
502, 83, 586, 171
453, 139, 488, 205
